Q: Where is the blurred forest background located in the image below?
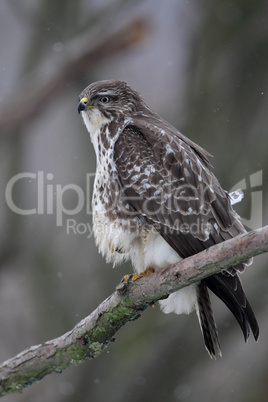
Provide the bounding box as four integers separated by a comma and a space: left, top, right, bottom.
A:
0, 1, 267, 401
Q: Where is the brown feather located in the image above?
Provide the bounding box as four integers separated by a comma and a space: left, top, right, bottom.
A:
114, 123, 259, 348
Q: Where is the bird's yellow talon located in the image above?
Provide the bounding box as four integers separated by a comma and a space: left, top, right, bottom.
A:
140, 268, 155, 277
122, 268, 154, 283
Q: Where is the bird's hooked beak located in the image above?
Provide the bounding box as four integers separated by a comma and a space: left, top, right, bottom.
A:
77, 97, 101, 114
77, 97, 89, 114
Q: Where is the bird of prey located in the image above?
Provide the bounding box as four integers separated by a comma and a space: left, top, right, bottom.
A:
77, 79, 259, 358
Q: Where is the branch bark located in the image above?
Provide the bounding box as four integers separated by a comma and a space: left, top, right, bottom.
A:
0, 225, 267, 397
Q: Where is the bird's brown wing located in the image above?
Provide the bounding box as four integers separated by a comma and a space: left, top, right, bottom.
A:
114, 121, 259, 357
115, 116, 245, 259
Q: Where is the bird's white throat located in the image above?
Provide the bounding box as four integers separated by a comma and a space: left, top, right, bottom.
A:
81, 109, 110, 159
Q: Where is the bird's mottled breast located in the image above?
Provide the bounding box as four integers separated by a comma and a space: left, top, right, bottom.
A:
92, 153, 143, 265
82, 111, 142, 264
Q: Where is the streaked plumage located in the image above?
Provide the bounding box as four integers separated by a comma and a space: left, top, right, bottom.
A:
77, 79, 259, 358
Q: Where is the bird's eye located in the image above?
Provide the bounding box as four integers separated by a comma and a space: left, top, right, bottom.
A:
100, 96, 111, 104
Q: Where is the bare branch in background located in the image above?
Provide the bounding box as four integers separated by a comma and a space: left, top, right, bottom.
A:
0, 225, 267, 397
0, 19, 147, 135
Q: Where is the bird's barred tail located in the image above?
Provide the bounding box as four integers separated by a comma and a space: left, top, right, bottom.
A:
196, 281, 222, 359
205, 273, 259, 344
196, 275, 259, 358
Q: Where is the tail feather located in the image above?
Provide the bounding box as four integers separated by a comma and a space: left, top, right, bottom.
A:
196, 281, 221, 359
205, 273, 259, 342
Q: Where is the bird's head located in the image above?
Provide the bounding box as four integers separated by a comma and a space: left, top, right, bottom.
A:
77, 80, 145, 121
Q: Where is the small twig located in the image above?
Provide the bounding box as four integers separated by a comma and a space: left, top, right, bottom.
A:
0, 225, 267, 397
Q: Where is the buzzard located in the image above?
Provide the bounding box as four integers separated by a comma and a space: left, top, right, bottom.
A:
77, 80, 259, 358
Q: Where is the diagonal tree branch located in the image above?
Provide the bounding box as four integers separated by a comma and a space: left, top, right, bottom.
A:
0, 19, 147, 136
0, 225, 267, 397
